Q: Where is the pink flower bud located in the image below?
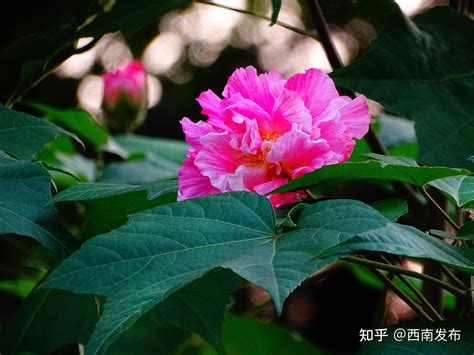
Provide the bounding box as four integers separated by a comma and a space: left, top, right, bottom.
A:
102, 60, 148, 133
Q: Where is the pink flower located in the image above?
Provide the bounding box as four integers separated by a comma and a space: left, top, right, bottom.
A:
178, 66, 370, 207
102, 60, 148, 133
103, 60, 147, 109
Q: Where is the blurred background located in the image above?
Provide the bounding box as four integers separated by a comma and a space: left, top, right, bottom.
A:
18, 0, 448, 140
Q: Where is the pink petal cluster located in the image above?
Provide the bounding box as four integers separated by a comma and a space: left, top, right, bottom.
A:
103, 60, 147, 109
178, 66, 370, 207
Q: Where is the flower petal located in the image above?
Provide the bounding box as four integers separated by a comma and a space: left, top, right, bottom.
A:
339, 95, 371, 139
194, 132, 243, 191
272, 89, 312, 134
228, 164, 268, 191
222, 66, 284, 114
266, 127, 330, 178
178, 152, 220, 200
285, 68, 339, 116
181, 117, 216, 148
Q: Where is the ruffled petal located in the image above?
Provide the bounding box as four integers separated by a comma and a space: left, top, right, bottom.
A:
181, 117, 216, 148
272, 88, 312, 134
228, 164, 268, 191
339, 95, 371, 139
222, 66, 284, 114
266, 126, 330, 178
178, 151, 220, 200
194, 132, 243, 191
196, 89, 225, 120
241, 119, 263, 154
285, 68, 339, 116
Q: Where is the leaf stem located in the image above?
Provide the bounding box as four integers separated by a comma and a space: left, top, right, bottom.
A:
362, 260, 434, 321
380, 256, 443, 321
441, 264, 466, 289
422, 186, 460, 230
345, 256, 467, 298
194, 0, 320, 41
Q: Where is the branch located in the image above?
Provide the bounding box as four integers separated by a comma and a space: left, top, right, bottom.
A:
195, 0, 319, 41
345, 256, 467, 298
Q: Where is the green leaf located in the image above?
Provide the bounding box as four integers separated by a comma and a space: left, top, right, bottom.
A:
270, 0, 282, 25
99, 158, 180, 185
115, 134, 189, 165
358, 322, 474, 354
0, 105, 75, 160
202, 312, 322, 355
54, 180, 178, 236
429, 175, 474, 208
378, 114, 415, 149
458, 222, 474, 241
371, 198, 408, 222
0, 289, 97, 355
53, 180, 177, 203
111, 269, 240, 354
42, 192, 275, 354
273, 154, 468, 194
79, 0, 192, 38
37, 137, 96, 187
33, 104, 125, 156
331, 7, 474, 170
0, 152, 77, 257
42, 194, 474, 353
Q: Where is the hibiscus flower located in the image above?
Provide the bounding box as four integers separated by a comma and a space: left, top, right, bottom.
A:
178, 66, 370, 207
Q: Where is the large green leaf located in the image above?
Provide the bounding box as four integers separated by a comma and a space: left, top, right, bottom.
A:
273, 154, 468, 193
0, 289, 97, 355
115, 134, 189, 165
99, 158, 180, 185
331, 6, 474, 170
32, 104, 126, 156
42, 192, 275, 354
53, 180, 177, 203
371, 198, 408, 222
42, 193, 474, 353
54, 180, 178, 236
429, 175, 474, 208
0, 105, 74, 160
111, 269, 240, 354
0, 152, 77, 257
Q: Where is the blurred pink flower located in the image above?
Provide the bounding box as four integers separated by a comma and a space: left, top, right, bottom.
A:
178, 66, 370, 207
102, 60, 148, 134
103, 60, 147, 109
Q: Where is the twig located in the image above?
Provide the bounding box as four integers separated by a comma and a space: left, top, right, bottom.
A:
422, 186, 460, 230
379, 256, 443, 321
441, 264, 466, 290
345, 256, 467, 298
195, 0, 320, 41
363, 263, 434, 321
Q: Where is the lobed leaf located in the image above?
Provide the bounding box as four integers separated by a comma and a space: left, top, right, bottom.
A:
273, 154, 468, 193
42, 193, 474, 353
0, 105, 75, 160
0, 152, 77, 257
331, 7, 474, 170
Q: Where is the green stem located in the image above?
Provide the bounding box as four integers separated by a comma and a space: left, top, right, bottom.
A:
345, 256, 467, 298
364, 264, 434, 321
379, 256, 443, 321
422, 186, 460, 230
441, 264, 466, 290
